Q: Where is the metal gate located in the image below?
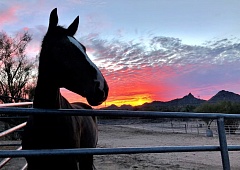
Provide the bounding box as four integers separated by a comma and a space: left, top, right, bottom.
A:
0, 103, 240, 170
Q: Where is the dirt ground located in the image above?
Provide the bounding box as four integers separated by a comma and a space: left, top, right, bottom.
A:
2, 119, 240, 170
94, 120, 240, 170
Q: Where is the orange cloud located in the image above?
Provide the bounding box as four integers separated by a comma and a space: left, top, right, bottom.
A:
61, 65, 177, 107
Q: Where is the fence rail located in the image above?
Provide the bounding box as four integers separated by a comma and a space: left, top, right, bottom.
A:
0, 102, 32, 108
0, 102, 32, 169
0, 106, 239, 169
125, 119, 240, 135
1, 107, 240, 118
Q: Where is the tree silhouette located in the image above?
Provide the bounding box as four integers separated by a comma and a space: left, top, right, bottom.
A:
0, 31, 36, 103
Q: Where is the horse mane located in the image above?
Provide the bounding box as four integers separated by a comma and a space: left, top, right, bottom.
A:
71, 102, 93, 109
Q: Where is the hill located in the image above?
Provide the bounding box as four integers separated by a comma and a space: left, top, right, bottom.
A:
208, 90, 240, 103
138, 93, 206, 111
102, 90, 240, 111
166, 93, 206, 106
104, 104, 133, 110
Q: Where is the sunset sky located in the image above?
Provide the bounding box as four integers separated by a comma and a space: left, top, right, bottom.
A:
1, 0, 240, 107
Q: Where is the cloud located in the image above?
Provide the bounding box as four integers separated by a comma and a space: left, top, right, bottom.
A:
0, 4, 21, 29
79, 34, 240, 103
83, 34, 240, 70
25, 25, 47, 58
10, 22, 239, 104
1, 0, 239, 107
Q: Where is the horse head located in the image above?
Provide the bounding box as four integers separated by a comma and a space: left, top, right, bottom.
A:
39, 8, 108, 106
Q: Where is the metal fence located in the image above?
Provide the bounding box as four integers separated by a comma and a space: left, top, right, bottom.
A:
121, 119, 240, 136
0, 102, 32, 170
0, 104, 239, 170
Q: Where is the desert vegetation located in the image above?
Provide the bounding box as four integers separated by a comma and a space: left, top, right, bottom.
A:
194, 101, 240, 134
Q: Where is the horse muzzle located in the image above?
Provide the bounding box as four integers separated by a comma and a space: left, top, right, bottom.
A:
86, 80, 109, 106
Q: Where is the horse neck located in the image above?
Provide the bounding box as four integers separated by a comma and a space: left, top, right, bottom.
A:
33, 77, 61, 109
32, 78, 74, 127
33, 72, 73, 110
33, 48, 73, 109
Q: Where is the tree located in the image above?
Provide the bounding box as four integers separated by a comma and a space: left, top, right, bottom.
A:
194, 101, 240, 134
0, 31, 36, 103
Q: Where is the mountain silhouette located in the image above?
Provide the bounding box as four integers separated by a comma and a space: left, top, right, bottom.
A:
102, 90, 240, 111
208, 90, 240, 103
165, 93, 206, 106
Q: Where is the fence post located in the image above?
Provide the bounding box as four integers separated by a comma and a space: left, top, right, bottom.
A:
217, 117, 230, 170
171, 121, 174, 133
197, 124, 199, 135
185, 124, 187, 133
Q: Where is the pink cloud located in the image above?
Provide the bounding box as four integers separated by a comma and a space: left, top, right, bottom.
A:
0, 5, 21, 28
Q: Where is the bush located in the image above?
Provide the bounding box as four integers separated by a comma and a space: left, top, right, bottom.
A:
194, 101, 240, 134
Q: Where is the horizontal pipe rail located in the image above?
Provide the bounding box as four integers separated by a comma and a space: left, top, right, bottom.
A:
0, 102, 32, 108
0, 145, 239, 158
0, 103, 30, 169
0, 146, 22, 169
0, 122, 26, 138
0, 106, 239, 170
0, 117, 28, 119
0, 108, 240, 119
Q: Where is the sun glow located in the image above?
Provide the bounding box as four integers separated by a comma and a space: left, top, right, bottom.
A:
61, 88, 153, 108
105, 94, 153, 107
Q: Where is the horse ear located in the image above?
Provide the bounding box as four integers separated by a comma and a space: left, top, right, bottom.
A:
67, 16, 79, 36
48, 8, 58, 30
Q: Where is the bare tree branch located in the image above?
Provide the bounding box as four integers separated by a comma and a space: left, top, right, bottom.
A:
0, 31, 36, 103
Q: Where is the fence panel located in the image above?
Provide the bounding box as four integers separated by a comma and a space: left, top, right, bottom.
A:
0, 106, 239, 169
0, 102, 32, 169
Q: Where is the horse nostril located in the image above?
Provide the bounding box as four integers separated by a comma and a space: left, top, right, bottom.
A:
87, 80, 108, 106
93, 81, 99, 91
94, 81, 100, 91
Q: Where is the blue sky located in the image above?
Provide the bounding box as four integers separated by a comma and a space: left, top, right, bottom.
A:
2, 0, 240, 45
1, 0, 240, 106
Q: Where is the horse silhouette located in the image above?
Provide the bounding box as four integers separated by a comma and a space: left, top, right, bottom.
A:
22, 8, 108, 170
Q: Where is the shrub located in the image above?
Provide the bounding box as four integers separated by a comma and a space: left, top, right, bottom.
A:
194, 101, 240, 134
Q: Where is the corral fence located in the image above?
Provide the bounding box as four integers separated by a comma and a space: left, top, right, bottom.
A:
120, 119, 240, 136
0, 102, 32, 170
0, 103, 240, 169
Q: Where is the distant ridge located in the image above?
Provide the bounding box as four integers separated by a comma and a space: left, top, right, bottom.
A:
166, 93, 206, 106
102, 90, 240, 110
139, 93, 206, 111
208, 90, 240, 103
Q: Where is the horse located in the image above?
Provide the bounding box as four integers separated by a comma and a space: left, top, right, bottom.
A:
22, 8, 108, 170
